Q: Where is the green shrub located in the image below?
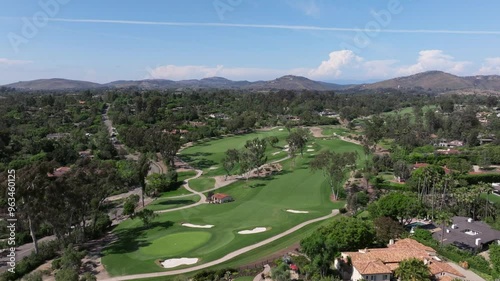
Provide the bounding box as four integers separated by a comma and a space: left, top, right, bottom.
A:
52, 258, 62, 270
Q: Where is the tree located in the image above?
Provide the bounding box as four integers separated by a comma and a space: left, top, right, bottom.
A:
137, 154, 151, 208
243, 138, 267, 177
373, 217, 404, 245
55, 268, 79, 281
146, 172, 178, 196
322, 217, 375, 251
222, 149, 239, 181
16, 162, 54, 254
394, 258, 431, 281
435, 211, 453, 246
368, 192, 424, 225
287, 128, 309, 157
393, 160, 411, 182
301, 217, 374, 278
123, 194, 140, 216
310, 151, 358, 200
135, 209, 157, 227
80, 272, 97, 281
266, 136, 279, 148
60, 244, 85, 271
271, 263, 290, 281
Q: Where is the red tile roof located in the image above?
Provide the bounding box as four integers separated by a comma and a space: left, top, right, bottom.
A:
342, 239, 464, 277
212, 193, 231, 200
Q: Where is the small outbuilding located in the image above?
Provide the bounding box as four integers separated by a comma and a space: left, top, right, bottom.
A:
210, 193, 234, 204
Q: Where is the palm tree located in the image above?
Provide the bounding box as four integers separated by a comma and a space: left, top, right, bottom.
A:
137, 154, 151, 208
394, 258, 431, 281
436, 211, 453, 246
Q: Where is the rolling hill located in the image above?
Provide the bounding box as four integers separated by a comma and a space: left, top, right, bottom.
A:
4, 78, 102, 91
3, 71, 500, 93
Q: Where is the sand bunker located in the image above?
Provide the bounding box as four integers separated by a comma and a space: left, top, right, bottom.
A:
161, 258, 198, 268
238, 227, 267, 234
279, 128, 284, 131
286, 209, 310, 214
182, 223, 214, 229
272, 151, 282, 156
307, 145, 313, 148
307, 149, 315, 152
209, 166, 218, 170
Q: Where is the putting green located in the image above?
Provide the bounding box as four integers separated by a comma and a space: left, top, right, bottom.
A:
140, 232, 212, 257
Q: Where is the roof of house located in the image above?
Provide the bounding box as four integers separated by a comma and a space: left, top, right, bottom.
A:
342, 239, 464, 277
432, 216, 500, 249
413, 163, 430, 169
47, 167, 71, 178
212, 193, 231, 200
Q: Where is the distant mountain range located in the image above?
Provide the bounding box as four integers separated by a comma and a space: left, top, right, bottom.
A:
3, 71, 500, 93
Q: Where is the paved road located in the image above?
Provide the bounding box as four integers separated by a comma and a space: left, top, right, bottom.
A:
446, 262, 485, 281
0, 235, 56, 272
99, 210, 339, 281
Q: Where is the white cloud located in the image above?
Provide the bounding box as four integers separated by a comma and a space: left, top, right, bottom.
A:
478, 57, 500, 74
396, 50, 470, 76
148, 65, 290, 81
307, 50, 363, 78
0, 58, 33, 66
148, 65, 224, 80
148, 50, 485, 82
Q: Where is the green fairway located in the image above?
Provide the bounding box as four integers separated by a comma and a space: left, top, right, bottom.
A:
140, 232, 212, 257
180, 128, 290, 176
102, 131, 363, 277
189, 177, 216, 192
178, 170, 197, 182
146, 195, 200, 211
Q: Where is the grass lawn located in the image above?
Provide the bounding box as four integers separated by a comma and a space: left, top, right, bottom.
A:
234, 277, 254, 281
178, 170, 197, 182
146, 195, 200, 211
102, 132, 363, 277
189, 177, 216, 192
482, 193, 500, 204
158, 187, 192, 198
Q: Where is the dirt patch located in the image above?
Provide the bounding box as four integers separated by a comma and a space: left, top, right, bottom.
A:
309, 127, 326, 138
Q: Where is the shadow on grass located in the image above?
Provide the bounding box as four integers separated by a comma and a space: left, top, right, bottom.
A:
104, 221, 174, 255
156, 199, 196, 206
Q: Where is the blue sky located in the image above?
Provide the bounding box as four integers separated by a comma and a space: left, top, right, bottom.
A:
1, 0, 500, 84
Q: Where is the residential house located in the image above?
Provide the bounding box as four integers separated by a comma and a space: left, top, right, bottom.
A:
47, 167, 71, 178
432, 216, 500, 251
436, 149, 461, 155
448, 140, 464, 147
335, 239, 465, 281
210, 193, 233, 204
46, 133, 70, 140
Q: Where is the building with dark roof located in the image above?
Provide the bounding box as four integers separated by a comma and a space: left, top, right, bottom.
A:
433, 216, 500, 251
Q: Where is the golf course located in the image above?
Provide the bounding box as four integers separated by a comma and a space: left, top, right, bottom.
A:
101, 128, 364, 277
